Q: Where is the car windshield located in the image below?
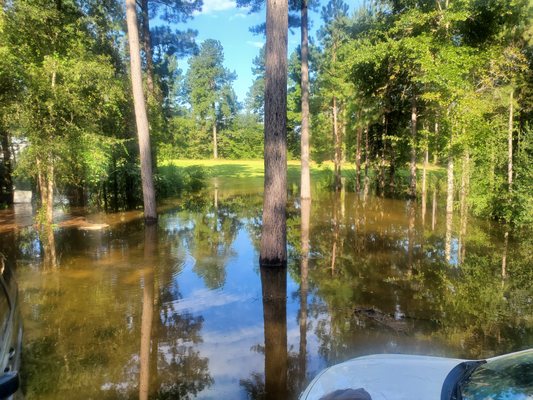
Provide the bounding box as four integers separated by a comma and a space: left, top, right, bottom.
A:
460, 350, 533, 400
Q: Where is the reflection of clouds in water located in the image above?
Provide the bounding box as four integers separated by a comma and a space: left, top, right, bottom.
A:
166, 288, 250, 314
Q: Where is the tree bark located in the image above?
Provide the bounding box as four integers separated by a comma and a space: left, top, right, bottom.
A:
213, 120, 218, 159
260, 0, 288, 266
363, 126, 369, 200
0, 127, 13, 204
261, 266, 288, 400
459, 151, 469, 264
421, 124, 429, 224
332, 97, 341, 191
431, 188, 437, 231
126, 0, 157, 222
355, 111, 362, 193
140, 0, 155, 96
300, 0, 311, 200
508, 90, 513, 190
409, 97, 417, 198
445, 151, 454, 264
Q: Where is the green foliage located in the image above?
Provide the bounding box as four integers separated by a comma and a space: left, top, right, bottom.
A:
155, 165, 207, 197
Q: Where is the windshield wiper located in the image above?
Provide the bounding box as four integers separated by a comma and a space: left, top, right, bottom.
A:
441, 360, 486, 400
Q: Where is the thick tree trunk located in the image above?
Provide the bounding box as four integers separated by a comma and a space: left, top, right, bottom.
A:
139, 224, 156, 400
445, 152, 454, 264
260, 0, 288, 266
140, 0, 155, 96
0, 127, 13, 204
332, 97, 342, 191
300, 0, 311, 200
508, 90, 513, 190
409, 97, 417, 198
355, 112, 362, 193
126, 0, 157, 222
261, 266, 288, 400
299, 198, 310, 388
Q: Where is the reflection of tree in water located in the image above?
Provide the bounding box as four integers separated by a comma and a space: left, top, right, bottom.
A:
240, 266, 304, 400
292, 192, 533, 362
17, 219, 213, 400
181, 192, 252, 289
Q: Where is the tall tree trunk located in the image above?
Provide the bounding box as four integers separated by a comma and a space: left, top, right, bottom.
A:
445, 151, 454, 264
213, 121, 218, 159
363, 126, 370, 201
459, 151, 470, 264
139, 223, 156, 400
409, 97, 417, 198
0, 127, 13, 204
508, 89, 513, 190
355, 112, 362, 193
332, 97, 341, 191
501, 230, 508, 279
300, 0, 311, 200
431, 188, 437, 231
378, 115, 387, 197
126, 0, 157, 222
421, 124, 429, 225
140, 0, 155, 96
298, 198, 310, 388
260, 0, 288, 266
261, 266, 288, 400
433, 119, 439, 165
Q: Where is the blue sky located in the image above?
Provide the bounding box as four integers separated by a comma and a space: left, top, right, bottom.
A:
173, 0, 360, 103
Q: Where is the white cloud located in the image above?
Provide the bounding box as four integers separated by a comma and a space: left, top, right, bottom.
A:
230, 11, 248, 20
247, 40, 264, 49
197, 0, 237, 14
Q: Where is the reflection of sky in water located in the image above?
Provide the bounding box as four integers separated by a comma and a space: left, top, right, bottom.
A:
167, 227, 324, 398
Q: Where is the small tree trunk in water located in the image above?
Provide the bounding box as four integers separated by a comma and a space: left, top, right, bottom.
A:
445, 151, 454, 264
431, 188, 437, 231
363, 126, 370, 201
378, 115, 387, 197
433, 120, 439, 165
260, 0, 288, 266
299, 198, 310, 388
355, 112, 362, 193
261, 266, 288, 400
501, 230, 508, 279
0, 127, 13, 204
508, 90, 513, 190
300, 0, 311, 200
409, 97, 417, 198
459, 151, 470, 264
139, 223, 156, 400
332, 97, 341, 191
125, 0, 157, 223
421, 125, 429, 225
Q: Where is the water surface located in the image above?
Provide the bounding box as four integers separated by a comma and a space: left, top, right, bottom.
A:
0, 178, 531, 399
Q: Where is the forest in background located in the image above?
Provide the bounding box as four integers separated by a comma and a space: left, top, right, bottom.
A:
0, 0, 532, 227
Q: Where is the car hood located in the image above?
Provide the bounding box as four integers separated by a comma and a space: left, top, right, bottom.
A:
300, 354, 465, 400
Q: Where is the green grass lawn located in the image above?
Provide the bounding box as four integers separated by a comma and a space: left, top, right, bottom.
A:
163, 158, 446, 182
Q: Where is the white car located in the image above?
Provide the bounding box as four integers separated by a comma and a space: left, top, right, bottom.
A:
300, 349, 533, 400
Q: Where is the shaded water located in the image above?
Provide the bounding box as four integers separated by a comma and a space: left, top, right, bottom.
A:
0, 178, 531, 399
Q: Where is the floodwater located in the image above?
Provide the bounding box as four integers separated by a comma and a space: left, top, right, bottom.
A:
0, 177, 531, 399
